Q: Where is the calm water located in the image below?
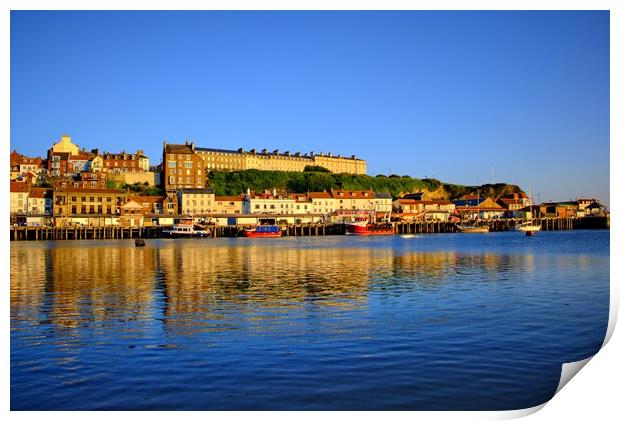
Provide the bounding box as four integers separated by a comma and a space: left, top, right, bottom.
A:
10, 230, 609, 410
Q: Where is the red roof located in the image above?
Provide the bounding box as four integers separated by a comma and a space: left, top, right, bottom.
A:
29, 188, 53, 199
131, 195, 166, 204
308, 192, 332, 199
215, 196, 243, 202
10, 181, 29, 193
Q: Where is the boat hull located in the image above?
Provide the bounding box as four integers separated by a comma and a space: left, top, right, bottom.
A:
345, 223, 394, 236
456, 226, 490, 233
517, 225, 542, 232
243, 231, 282, 238
162, 231, 209, 238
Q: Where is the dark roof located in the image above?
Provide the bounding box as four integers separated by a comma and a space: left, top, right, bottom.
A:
196, 147, 240, 154
402, 192, 424, 200
165, 143, 195, 154
375, 191, 392, 199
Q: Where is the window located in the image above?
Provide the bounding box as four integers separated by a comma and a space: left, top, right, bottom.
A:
185, 162, 192, 168
89, 197, 94, 202
186, 155, 191, 160
169, 154, 175, 160
107, 197, 112, 202
91, 181, 97, 187
169, 162, 176, 168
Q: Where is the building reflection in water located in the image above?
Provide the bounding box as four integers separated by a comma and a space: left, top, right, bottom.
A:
10, 240, 558, 336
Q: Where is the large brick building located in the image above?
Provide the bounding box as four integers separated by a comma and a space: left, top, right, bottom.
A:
162, 142, 207, 190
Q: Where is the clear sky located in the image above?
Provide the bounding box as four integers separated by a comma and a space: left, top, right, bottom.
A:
10, 11, 610, 205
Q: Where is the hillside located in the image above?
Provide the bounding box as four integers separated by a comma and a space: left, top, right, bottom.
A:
207, 169, 523, 200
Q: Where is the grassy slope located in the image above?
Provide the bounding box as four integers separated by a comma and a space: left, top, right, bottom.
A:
207, 169, 523, 200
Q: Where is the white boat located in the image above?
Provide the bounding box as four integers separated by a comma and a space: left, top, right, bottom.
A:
163, 223, 210, 238
515, 221, 542, 232
516, 188, 542, 233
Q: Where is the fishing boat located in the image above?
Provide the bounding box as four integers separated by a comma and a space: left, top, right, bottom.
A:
243, 225, 282, 238
345, 220, 394, 236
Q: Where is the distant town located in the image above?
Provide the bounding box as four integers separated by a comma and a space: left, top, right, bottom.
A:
9, 134, 608, 230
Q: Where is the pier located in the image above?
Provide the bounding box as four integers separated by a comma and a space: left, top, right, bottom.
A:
9, 216, 609, 241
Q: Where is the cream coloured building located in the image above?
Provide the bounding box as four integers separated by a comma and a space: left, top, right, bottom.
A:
212, 196, 244, 214
178, 188, 215, 215
194, 146, 366, 174
10, 181, 29, 214
50, 135, 80, 155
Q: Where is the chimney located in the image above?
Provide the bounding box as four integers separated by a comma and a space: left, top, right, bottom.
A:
261, 149, 267, 154
247, 188, 251, 197
328, 152, 332, 157
250, 148, 256, 154
238, 147, 244, 153
273, 149, 279, 155
351, 154, 356, 159
273, 187, 277, 197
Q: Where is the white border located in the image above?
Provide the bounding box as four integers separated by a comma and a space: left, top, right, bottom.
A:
3, 1, 617, 420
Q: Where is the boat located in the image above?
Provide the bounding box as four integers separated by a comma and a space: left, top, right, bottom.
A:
456, 224, 490, 233
162, 220, 210, 238
243, 225, 282, 238
345, 220, 394, 236
456, 190, 489, 233
515, 221, 542, 232
515, 188, 542, 234
400, 234, 419, 239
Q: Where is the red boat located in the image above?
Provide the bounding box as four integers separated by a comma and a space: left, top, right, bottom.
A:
345, 220, 394, 236
243, 225, 282, 238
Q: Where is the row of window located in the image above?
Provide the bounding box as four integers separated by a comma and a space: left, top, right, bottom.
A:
168, 154, 193, 161
168, 162, 194, 169
70, 196, 115, 203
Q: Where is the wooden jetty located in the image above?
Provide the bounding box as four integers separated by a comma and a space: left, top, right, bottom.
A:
9, 216, 609, 241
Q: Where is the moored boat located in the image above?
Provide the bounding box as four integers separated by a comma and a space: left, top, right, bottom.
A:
456, 224, 490, 233
162, 222, 210, 238
345, 220, 394, 236
243, 225, 282, 238
516, 222, 542, 232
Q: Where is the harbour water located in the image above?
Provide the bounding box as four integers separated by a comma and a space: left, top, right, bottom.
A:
10, 230, 609, 410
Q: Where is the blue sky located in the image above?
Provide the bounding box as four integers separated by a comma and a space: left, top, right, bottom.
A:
10, 11, 609, 204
